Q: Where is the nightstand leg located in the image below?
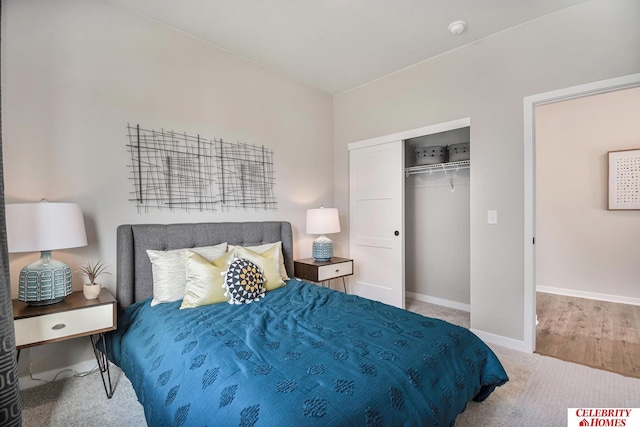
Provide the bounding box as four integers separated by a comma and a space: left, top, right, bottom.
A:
90, 333, 114, 399
342, 277, 347, 293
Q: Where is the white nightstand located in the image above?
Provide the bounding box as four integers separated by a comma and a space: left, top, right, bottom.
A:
294, 257, 354, 293
12, 288, 117, 398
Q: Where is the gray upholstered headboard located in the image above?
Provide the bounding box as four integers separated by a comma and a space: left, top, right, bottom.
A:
116, 221, 293, 309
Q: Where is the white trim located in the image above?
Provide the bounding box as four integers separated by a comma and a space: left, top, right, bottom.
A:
523, 73, 640, 354
406, 292, 525, 351
523, 94, 536, 354
348, 118, 470, 151
406, 291, 470, 312
537, 286, 640, 307
470, 328, 527, 352
525, 73, 640, 107
19, 358, 98, 390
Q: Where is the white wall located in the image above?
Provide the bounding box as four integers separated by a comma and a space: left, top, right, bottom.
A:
535, 87, 640, 303
2, 0, 333, 382
406, 173, 470, 306
334, 0, 640, 347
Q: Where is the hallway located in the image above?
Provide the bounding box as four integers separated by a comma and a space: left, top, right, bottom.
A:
536, 292, 640, 378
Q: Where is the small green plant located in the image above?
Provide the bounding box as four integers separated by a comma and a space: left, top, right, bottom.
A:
77, 260, 111, 285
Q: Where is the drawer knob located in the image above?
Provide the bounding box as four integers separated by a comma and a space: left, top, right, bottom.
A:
335, 269, 340, 272
51, 323, 66, 330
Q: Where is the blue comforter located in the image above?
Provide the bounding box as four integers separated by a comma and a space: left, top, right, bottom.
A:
107, 279, 507, 426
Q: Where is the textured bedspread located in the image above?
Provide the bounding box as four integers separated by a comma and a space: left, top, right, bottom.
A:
107, 279, 507, 426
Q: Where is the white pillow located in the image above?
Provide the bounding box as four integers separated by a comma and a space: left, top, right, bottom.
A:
147, 242, 228, 306
229, 241, 289, 280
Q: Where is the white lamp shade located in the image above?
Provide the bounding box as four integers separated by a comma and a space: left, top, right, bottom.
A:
306, 207, 341, 235
6, 202, 88, 253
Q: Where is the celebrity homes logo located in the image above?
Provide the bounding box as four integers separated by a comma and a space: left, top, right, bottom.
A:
568, 408, 639, 426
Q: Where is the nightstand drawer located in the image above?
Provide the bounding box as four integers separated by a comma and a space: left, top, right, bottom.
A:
14, 304, 114, 348
317, 261, 353, 281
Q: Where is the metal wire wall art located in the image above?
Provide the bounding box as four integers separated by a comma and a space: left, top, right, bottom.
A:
126, 124, 277, 212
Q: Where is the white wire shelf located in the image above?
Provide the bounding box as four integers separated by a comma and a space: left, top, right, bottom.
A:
405, 160, 470, 177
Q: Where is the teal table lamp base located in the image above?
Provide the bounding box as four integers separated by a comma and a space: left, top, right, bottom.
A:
312, 235, 334, 262
18, 250, 72, 306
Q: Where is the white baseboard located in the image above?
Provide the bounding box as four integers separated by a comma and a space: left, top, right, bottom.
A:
406, 291, 470, 312
470, 328, 528, 353
19, 359, 97, 391
537, 286, 640, 306
407, 291, 528, 352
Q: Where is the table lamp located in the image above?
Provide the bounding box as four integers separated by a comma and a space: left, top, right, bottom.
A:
6, 200, 88, 306
306, 207, 340, 262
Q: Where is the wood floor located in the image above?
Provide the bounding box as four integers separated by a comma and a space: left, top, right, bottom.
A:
536, 292, 640, 379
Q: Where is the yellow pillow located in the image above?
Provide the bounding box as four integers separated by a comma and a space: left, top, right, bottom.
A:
234, 245, 285, 291
180, 250, 235, 309
229, 242, 289, 280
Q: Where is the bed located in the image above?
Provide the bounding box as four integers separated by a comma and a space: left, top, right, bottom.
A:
107, 221, 508, 426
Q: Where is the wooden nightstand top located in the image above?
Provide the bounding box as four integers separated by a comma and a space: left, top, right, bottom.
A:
13, 288, 115, 320
294, 257, 352, 267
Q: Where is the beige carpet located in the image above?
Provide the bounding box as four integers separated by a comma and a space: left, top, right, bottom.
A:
20, 367, 145, 427
503, 353, 640, 427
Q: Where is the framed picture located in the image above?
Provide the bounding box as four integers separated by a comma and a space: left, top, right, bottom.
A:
608, 148, 640, 210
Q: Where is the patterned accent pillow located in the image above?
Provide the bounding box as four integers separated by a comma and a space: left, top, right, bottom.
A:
223, 258, 265, 304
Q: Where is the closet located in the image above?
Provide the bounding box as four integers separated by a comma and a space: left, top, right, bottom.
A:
404, 127, 470, 311
348, 119, 470, 311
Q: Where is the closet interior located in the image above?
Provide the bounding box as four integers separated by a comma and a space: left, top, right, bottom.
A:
404, 126, 471, 311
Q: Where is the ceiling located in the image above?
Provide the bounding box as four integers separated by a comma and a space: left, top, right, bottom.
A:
105, 0, 589, 94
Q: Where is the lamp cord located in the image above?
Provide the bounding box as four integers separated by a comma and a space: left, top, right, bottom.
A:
26, 347, 102, 384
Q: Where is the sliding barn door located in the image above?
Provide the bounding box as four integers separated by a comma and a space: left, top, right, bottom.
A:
349, 140, 404, 308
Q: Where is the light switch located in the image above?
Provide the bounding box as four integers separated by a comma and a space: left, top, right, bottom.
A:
487, 210, 498, 225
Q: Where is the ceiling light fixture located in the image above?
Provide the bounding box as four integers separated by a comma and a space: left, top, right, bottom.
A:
448, 20, 466, 35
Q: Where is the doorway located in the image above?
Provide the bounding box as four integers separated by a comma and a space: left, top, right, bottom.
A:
523, 72, 640, 353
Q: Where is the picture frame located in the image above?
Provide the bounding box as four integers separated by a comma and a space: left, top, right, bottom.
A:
607, 148, 640, 210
